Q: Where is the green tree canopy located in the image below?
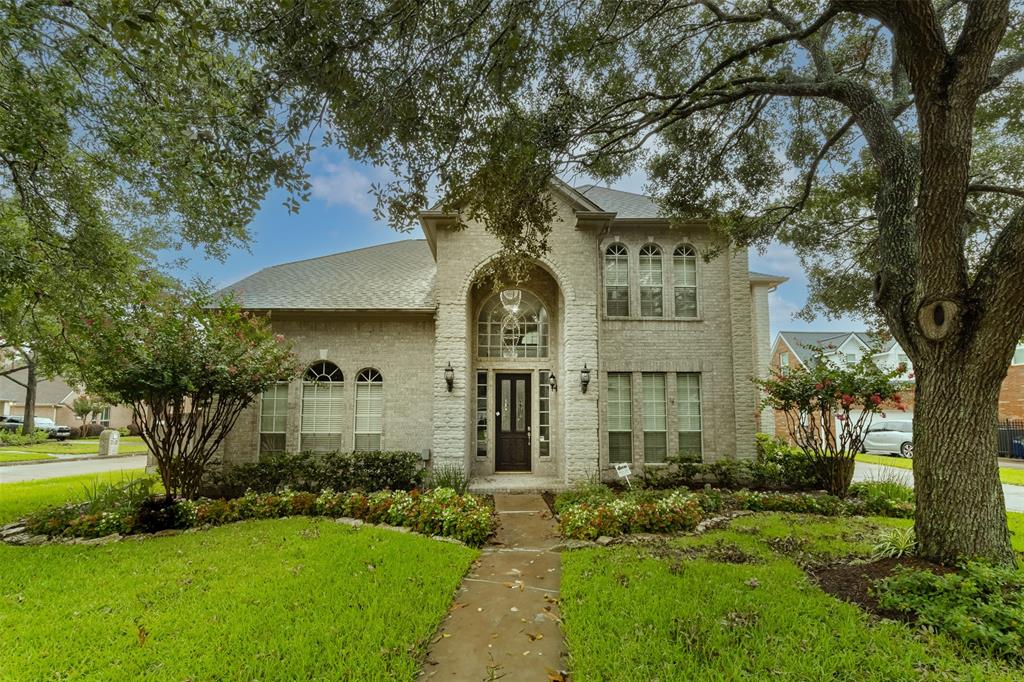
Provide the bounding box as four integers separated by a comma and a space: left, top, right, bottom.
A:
241, 0, 1024, 564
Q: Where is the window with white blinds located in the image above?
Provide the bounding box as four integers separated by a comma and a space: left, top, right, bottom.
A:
607, 373, 632, 463
677, 373, 703, 461
639, 244, 663, 317
355, 368, 383, 452
642, 373, 667, 463
259, 382, 289, 456
604, 243, 629, 317
673, 244, 698, 318
300, 361, 344, 454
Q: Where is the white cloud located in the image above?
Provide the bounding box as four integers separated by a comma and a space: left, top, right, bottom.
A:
769, 291, 803, 328
750, 242, 804, 283
310, 163, 375, 214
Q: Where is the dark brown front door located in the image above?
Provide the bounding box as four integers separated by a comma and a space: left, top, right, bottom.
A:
495, 373, 531, 472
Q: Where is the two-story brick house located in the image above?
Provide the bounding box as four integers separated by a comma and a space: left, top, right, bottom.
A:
216, 181, 785, 488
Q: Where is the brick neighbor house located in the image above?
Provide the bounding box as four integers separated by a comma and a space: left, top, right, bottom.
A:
0, 369, 135, 432
769, 330, 1024, 442
215, 181, 786, 487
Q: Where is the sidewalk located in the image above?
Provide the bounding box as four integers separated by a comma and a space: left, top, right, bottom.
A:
422, 493, 566, 681
854, 460, 1024, 512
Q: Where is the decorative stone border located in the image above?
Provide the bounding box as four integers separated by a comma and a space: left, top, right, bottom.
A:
550, 510, 755, 551
1, 516, 470, 548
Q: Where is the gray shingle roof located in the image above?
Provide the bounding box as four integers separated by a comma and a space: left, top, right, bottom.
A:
777, 331, 876, 367
574, 184, 662, 219
748, 270, 788, 284
0, 370, 76, 405
218, 240, 436, 311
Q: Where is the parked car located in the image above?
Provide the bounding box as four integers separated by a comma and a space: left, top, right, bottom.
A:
0, 415, 71, 440
862, 418, 913, 458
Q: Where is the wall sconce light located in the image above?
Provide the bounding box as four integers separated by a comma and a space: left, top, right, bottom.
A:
444, 362, 455, 392
580, 364, 591, 393
549, 372, 558, 391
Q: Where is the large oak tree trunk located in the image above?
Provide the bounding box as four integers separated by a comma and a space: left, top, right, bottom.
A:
913, 357, 1015, 565
20, 359, 36, 437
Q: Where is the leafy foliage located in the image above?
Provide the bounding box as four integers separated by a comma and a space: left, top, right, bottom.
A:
757, 349, 909, 496
78, 292, 301, 498
0, 429, 48, 446
204, 451, 424, 497
27, 487, 494, 546
877, 562, 1024, 660
426, 464, 470, 495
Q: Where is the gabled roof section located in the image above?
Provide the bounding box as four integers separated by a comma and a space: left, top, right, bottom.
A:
217, 240, 436, 311
0, 370, 77, 405
573, 184, 662, 219
775, 331, 876, 368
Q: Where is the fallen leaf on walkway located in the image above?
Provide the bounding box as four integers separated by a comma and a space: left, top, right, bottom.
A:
523, 651, 531, 656
527, 632, 543, 641
442, 633, 451, 638
510, 607, 519, 612
545, 669, 567, 681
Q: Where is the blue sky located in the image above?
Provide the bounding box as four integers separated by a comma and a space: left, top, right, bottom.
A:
166, 148, 863, 339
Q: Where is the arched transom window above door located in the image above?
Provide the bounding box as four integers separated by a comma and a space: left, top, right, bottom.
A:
477, 289, 549, 358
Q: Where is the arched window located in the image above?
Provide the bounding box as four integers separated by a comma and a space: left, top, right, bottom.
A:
477, 289, 549, 358
300, 361, 344, 453
354, 368, 383, 452
639, 243, 663, 317
673, 244, 698, 318
604, 243, 629, 317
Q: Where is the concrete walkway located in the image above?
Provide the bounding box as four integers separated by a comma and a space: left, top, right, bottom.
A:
422, 493, 566, 681
0, 455, 148, 483
854, 460, 1024, 513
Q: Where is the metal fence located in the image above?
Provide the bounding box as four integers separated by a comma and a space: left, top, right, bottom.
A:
997, 419, 1024, 458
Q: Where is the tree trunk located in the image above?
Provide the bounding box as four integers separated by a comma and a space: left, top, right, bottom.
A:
817, 456, 856, 498
913, 357, 1015, 566
21, 359, 36, 437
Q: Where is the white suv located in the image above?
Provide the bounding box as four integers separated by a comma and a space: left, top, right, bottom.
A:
862, 419, 914, 458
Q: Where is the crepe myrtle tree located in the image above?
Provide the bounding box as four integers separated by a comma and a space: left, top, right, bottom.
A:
238, 0, 1024, 564
71, 395, 106, 437
80, 293, 301, 499
757, 351, 909, 497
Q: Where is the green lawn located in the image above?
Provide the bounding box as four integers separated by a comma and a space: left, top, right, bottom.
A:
0, 469, 150, 523
562, 512, 1024, 681
856, 453, 1024, 486
0, 451, 53, 463
0, 435, 148, 457
0, 517, 476, 680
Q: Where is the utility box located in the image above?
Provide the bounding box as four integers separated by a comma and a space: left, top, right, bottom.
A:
98, 429, 120, 458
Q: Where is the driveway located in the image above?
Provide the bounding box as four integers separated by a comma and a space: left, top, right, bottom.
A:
854, 460, 1024, 513
0, 455, 149, 483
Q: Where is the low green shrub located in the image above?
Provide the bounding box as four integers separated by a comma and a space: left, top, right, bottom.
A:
0, 430, 49, 446
751, 434, 821, 490
204, 451, 424, 497
553, 482, 915, 539
876, 562, 1024, 660
27, 487, 494, 546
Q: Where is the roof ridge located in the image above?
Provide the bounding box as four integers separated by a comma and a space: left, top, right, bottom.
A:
261, 239, 427, 272
574, 184, 652, 199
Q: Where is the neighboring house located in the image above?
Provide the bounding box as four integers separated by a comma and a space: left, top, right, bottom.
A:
217, 180, 786, 486
769, 331, 1024, 441
0, 369, 134, 431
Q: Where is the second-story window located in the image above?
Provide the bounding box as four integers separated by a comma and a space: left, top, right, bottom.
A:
639, 243, 663, 317
673, 245, 698, 318
604, 243, 629, 317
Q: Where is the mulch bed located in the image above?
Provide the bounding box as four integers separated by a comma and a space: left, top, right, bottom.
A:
809, 558, 956, 622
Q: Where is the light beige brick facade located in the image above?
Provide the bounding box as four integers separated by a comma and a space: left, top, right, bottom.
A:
219, 183, 781, 484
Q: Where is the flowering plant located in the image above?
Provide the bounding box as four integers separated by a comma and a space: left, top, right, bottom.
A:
756, 347, 910, 496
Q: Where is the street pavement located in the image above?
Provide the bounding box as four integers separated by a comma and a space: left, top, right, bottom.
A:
854, 460, 1024, 513
0, 455, 148, 483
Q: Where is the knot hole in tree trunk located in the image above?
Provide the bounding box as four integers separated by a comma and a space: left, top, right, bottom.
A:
917, 298, 961, 341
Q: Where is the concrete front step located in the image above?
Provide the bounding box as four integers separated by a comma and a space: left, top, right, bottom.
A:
468, 474, 568, 495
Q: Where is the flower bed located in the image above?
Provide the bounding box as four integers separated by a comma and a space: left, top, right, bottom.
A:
557, 486, 914, 540
24, 488, 494, 546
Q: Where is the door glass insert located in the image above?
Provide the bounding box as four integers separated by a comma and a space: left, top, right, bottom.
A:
501, 379, 511, 432
515, 379, 526, 431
